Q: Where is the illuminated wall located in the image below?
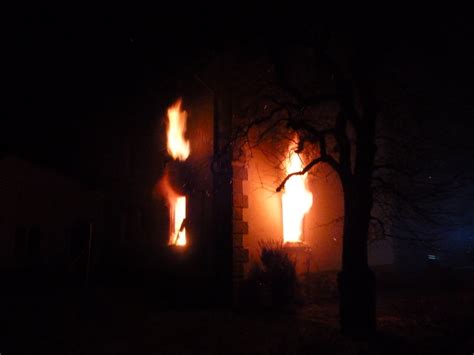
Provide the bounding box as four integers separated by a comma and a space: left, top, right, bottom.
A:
243, 147, 344, 272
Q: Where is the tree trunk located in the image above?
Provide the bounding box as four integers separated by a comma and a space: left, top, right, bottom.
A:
338, 84, 377, 338
338, 181, 376, 338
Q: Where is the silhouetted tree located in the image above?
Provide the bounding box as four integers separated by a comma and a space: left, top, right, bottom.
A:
237, 40, 378, 337
225, 28, 471, 337
194, 23, 472, 338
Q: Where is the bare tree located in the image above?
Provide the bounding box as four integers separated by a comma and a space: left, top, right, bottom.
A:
196, 23, 473, 336
220, 38, 378, 337
223, 29, 472, 336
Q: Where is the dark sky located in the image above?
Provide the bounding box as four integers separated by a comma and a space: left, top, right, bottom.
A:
1, 5, 472, 180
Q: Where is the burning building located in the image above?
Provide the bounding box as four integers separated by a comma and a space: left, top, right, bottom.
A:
97, 61, 392, 303
149, 88, 347, 303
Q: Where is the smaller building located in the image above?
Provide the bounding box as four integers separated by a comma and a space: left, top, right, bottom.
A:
0, 156, 102, 273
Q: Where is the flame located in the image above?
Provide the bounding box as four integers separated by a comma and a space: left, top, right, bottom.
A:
157, 98, 190, 246
156, 171, 187, 246
282, 141, 313, 243
172, 196, 187, 246
166, 99, 190, 161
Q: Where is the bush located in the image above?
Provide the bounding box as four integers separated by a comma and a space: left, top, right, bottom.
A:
248, 240, 298, 308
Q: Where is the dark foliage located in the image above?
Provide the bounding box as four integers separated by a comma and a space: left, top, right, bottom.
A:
247, 241, 298, 308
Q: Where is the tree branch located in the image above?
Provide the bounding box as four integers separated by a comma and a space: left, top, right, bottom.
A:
276, 156, 326, 192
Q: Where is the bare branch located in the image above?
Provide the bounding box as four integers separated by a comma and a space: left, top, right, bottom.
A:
276, 156, 325, 192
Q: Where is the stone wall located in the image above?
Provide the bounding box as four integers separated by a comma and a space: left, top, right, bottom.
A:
231, 157, 249, 298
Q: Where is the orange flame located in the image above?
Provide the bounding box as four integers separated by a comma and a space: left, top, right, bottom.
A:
156, 171, 187, 246
282, 141, 313, 243
157, 98, 190, 246
172, 196, 187, 246
166, 99, 190, 161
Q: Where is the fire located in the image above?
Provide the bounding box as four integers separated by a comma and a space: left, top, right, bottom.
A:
171, 196, 187, 246
281, 141, 313, 244
156, 171, 187, 246
155, 98, 190, 246
166, 99, 190, 161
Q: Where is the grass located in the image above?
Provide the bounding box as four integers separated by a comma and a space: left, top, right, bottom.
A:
1, 269, 473, 354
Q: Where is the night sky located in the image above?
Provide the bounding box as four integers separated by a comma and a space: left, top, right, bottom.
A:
2, 5, 473, 182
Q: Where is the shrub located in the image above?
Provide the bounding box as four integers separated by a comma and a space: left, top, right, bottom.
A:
250, 240, 298, 308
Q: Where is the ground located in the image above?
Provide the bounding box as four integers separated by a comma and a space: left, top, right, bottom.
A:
2, 269, 473, 354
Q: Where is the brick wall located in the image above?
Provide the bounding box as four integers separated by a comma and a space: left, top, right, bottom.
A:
231, 155, 249, 301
